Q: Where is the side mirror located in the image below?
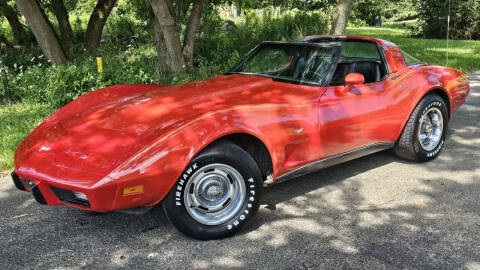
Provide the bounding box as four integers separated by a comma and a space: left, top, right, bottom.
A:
345, 73, 365, 86
338, 73, 365, 95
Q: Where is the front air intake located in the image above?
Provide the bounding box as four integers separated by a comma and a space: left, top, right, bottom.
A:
50, 186, 90, 207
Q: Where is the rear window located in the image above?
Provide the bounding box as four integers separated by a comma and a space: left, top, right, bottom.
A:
401, 50, 424, 66
311, 40, 382, 60
341, 42, 381, 60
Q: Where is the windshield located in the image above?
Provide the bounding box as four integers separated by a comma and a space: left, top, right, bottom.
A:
229, 43, 339, 86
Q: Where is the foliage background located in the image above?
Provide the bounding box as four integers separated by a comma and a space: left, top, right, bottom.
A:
1, 0, 480, 170
415, 0, 480, 40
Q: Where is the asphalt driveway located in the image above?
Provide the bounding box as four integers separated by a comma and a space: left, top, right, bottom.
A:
1, 71, 479, 270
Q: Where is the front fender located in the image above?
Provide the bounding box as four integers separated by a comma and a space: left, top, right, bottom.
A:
14, 84, 168, 172
105, 106, 277, 209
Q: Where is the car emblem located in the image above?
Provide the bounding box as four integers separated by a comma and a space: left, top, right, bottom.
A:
294, 128, 304, 135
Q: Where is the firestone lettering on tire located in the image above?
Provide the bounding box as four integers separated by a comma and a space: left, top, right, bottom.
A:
227, 177, 255, 230
427, 140, 444, 157
422, 101, 442, 114
422, 101, 445, 158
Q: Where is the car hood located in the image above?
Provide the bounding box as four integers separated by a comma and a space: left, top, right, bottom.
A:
14, 74, 275, 185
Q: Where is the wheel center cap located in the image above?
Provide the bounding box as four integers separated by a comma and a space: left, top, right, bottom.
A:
207, 186, 221, 197
203, 183, 224, 201
427, 125, 433, 134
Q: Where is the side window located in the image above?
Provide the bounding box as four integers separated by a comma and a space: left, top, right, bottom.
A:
330, 41, 386, 86
401, 50, 424, 66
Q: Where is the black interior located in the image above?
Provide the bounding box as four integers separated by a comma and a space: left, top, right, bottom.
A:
330, 60, 386, 86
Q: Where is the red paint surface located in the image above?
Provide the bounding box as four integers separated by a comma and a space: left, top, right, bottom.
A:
14, 36, 470, 212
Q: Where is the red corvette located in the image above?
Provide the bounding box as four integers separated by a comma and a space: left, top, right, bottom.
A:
12, 36, 470, 239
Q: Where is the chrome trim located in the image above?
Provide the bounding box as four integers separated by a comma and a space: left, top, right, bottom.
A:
418, 107, 443, 152
184, 163, 246, 226
274, 142, 394, 184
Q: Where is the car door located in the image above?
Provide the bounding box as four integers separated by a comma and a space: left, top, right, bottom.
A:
318, 81, 389, 158
316, 41, 394, 158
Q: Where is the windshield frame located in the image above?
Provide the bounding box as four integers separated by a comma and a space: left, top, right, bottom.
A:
227, 41, 342, 87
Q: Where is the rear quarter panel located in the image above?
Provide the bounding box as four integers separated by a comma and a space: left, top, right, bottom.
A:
387, 65, 469, 141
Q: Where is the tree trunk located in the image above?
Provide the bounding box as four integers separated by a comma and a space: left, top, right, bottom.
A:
0, 0, 30, 46
51, 0, 74, 52
150, 0, 185, 73
167, 0, 188, 22
14, 0, 68, 65
152, 13, 170, 74
85, 0, 117, 52
182, 0, 205, 64
330, 0, 354, 35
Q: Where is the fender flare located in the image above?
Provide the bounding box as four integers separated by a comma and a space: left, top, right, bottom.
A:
394, 87, 452, 142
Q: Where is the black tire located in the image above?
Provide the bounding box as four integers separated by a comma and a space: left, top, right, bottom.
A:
163, 142, 263, 240
394, 94, 448, 162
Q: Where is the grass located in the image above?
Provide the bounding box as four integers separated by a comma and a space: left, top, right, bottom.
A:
1, 20, 479, 171
347, 22, 480, 73
0, 103, 55, 170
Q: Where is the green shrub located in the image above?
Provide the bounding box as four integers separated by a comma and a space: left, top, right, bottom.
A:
417, 0, 480, 40
2, 10, 329, 108
6, 43, 162, 107
350, 0, 413, 26
195, 10, 328, 73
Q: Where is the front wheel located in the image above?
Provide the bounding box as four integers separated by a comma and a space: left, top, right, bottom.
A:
394, 94, 448, 162
163, 142, 263, 240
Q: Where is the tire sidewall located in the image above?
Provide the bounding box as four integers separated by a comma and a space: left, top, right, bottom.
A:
412, 96, 448, 161
164, 144, 262, 240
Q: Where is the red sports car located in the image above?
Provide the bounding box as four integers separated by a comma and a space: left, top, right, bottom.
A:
12, 36, 470, 239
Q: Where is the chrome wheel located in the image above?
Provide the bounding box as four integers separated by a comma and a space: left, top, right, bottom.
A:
184, 164, 246, 225
418, 107, 444, 151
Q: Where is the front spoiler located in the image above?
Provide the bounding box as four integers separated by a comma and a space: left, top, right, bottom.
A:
12, 171, 47, 205
11, 170, 117, 212
11, 171, 25, 191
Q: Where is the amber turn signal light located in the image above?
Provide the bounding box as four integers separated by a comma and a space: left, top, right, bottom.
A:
122, 185, 144, 196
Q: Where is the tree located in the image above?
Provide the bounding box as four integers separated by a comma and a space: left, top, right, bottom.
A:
13, 0, 117, 62
85, 0, 117, 52
14, 0, 68, 65
150, 0, 185, 73
183, 0, 205, 63
417, 0, 480, 40
330, 0, 353, 35
51, 0, 74, 52
150, 0, 206, 73
0, 0, 30, 46
350, 0, 405, 26
152, 12, 170, 73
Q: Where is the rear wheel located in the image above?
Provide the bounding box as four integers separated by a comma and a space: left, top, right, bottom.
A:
394, 94, 448, 162
163, 142, 263, 240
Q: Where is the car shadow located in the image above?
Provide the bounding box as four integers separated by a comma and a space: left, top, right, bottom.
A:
244, 149, 406, 233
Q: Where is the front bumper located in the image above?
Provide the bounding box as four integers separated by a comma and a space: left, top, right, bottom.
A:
11, 171, 116, 212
